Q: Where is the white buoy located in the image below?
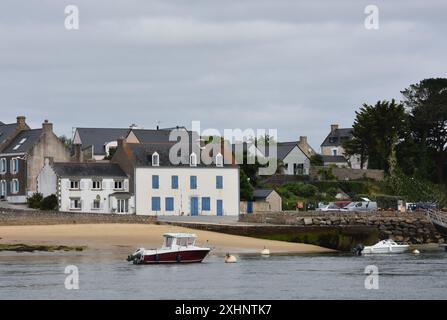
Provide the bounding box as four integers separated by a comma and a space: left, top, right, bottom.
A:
412, 249, 420, 255
261, 247, 270, 256
224, 253, 237, 263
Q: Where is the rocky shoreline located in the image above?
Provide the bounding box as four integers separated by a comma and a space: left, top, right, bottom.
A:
240, 211, 445, 244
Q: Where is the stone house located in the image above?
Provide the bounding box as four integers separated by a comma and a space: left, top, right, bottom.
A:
240, 189, 282, 213
0, 118, 70, 203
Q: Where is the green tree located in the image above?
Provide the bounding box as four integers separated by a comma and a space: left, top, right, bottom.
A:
401, 78, 447, 184
343, 99, 407, 174
310, 154, 324, 166
239, 169, 254, 201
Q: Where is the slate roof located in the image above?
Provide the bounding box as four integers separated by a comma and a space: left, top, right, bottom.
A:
321, 128, 353, 147
52, 162, 127, 177
321, 155, 348, 163
75, 128, 131, 156
253, 189, 274, 200
131, 128, 196, 144
0, 123, 18, 147
1, 129, 43, 154
128, 142, 231, 167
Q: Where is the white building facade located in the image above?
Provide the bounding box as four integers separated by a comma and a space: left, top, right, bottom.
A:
37, 160, 134, 214
134, 167, 239, 216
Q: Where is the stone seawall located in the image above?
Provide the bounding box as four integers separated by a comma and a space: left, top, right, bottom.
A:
0, 208, 156, 225
239, 211, 444, 244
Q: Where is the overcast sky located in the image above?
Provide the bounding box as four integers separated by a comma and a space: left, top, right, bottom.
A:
1, 0, 446, 150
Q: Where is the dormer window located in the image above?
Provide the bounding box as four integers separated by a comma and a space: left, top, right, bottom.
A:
216, 153, 223, 167
190, 152, 197, 167
152, 152, 160, 166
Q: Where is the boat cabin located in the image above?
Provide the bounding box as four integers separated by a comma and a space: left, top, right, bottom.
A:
162, 233, 197, 248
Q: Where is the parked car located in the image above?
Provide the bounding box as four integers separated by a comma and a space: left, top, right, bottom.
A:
316, 202, 348, 212
343, 201, 377, 212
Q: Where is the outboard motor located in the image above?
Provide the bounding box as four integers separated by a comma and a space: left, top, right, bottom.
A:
352, 244, 364, 256
127, 248, 144, 263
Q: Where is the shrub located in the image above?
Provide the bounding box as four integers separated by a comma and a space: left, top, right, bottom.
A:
27, 193, 43, 209
40, 194, 58, 211
282, 183, 318, 198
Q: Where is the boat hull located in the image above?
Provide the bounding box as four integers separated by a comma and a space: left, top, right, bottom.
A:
362, 246, 409, 254
139, 249, 210, 264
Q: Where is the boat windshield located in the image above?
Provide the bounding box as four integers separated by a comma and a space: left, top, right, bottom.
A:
164, 237, 174, 248
176, 237, 195, 247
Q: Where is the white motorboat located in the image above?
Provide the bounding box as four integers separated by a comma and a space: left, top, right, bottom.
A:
361, 239, 409, 254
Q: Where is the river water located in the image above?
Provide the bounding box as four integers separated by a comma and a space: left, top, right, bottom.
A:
1, 249, 446, 299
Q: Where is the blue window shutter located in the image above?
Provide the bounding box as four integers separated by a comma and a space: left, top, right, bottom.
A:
190, 176, 197, 189
165, 197, 174, 211
152, 197, 161, 211
202, 197, 211, 211
16, 159, 19, 173
10, 159, 13, 173
216, 176, 223, 189
171, 176, 178, 189
152, 175, 159, 189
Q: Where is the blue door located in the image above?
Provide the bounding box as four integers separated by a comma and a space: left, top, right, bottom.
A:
247, 201, 253, 214
191, 197, 199, 216
216, 200, 223, 216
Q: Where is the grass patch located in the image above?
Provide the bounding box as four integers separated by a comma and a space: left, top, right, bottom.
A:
0, 243, 87, 252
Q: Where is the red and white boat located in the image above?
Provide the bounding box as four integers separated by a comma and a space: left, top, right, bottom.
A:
127, 233, 211, 264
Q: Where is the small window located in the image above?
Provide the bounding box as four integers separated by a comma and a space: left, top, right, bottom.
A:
171, 175, 178, 189
19, 138, 27, 144
190, 176, 197, 189
11, 179, 19, 194
70, 198, 81, 209
216, 153, 223, 167
190, 152, 197, 167
152, 175, 159, 189
165, 197, 174, 211
202, 197, 211, 211
70, 180, 80, 189
13, 145, 20, 151
216, 176, 223, 189
152, 152, 160, 166
93, 199, 101, 209
92, 180, 102, 190
11, 158, 19, 174
114, 180, 123, 190
332, 149, 338, 156
152, 197, 161, 211
0, 158, 6, 174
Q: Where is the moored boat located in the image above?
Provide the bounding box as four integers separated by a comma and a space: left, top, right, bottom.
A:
127, 233, 210, 264
361, 239, 409, 254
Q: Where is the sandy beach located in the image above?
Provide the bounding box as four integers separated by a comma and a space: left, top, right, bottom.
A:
0, 223, 333, 254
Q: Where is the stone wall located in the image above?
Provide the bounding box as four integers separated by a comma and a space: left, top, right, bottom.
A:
0, 208, 155, 226
309, 166, 384, 181
240, 211, 444, 244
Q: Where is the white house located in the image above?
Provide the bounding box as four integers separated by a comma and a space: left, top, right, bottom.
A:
37, 159, 133, 214
112, 139, 240, 216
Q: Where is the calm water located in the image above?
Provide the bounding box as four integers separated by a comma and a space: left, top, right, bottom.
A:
1, 249, 446, 299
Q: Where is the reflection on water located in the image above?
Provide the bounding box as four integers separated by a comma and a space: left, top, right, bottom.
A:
0, 249, 446, 299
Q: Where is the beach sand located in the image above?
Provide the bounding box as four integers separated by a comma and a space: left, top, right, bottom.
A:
0, 223, 333, 254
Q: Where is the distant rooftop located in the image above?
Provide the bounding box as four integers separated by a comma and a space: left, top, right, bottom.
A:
52, 162, 127, 177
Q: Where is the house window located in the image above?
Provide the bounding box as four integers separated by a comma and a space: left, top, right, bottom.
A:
190, 176, 197, 189
152, 175, 159, 189
114, 180, 123, 190
70, 180, 80, 190
92, 199, 101, 209
0, 158, 6, 174
70, 198, 82, 210
216, 176, 223, 189
11, 158, 19, 174
329, 137, 338, 144
190, 152, 197, 167
152, 197, 161, 211
165, 197, 174, 211
152, 152, 160, 166
202, 197, 211, 211
92, 180, 102, 190
11, 179, 19, 193
171, 175, 178, 189
0, 180, 6, 197
332, 149, 338, 156
216, 153, 223, 167
117, 199, 129, 213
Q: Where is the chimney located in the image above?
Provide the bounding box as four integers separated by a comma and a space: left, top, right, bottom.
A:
73, 144, 83, 162
42, 119, 53, 135
299, 136, 307, 144
16, 116, 26, 130
330, 124, 339, 133
117, 137, 127, 149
